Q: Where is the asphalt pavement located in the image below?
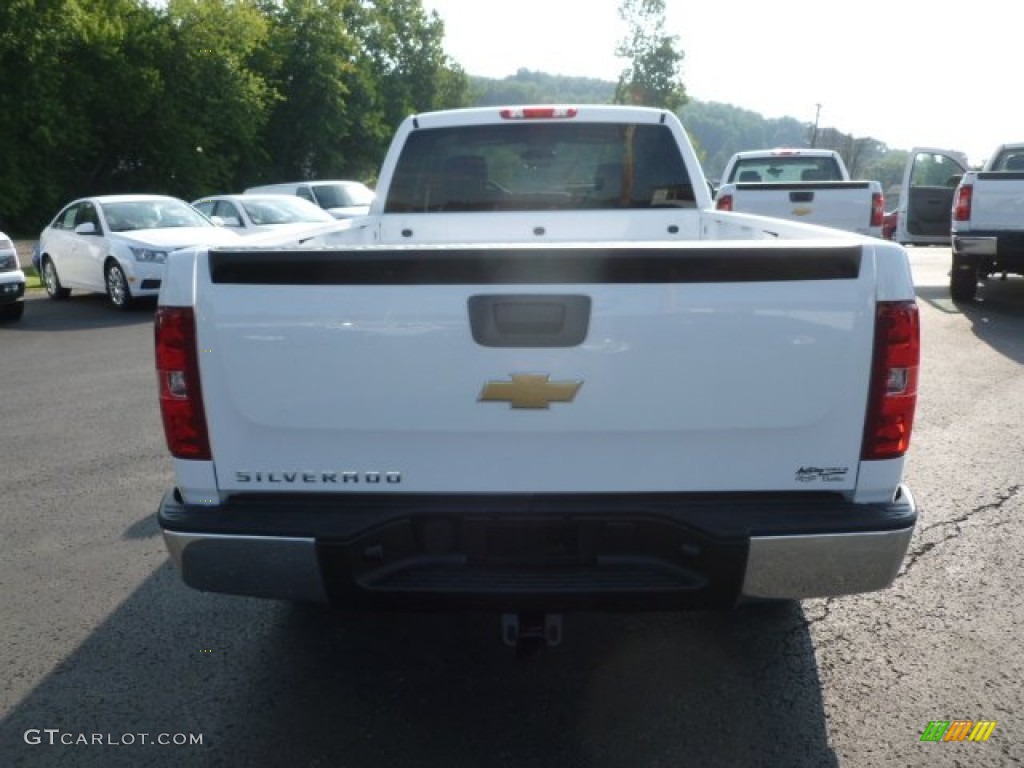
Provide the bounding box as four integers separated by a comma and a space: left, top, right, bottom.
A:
1, 247, 1022, 768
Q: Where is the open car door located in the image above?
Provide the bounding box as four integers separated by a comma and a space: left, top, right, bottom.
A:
895, 148, 969, 246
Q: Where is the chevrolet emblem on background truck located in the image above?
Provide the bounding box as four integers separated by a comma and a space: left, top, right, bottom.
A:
478, 374, 582, 409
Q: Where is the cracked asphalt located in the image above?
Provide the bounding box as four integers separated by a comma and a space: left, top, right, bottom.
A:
1, 247, 1021, 767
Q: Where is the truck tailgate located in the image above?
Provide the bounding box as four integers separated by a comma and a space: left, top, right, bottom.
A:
726, 182, 878, 235
196, 242, 875, 495
966, 174, 1024, 230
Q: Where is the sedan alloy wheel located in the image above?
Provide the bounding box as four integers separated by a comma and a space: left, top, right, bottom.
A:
105, 262, 133, 310
43, 258, 70, 300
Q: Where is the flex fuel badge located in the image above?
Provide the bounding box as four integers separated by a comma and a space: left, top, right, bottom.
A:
795, 466, 849, 483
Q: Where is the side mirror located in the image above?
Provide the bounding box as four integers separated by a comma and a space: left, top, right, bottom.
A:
74, 222, 98, 235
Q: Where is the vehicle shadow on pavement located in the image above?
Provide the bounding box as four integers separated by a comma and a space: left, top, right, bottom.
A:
7, 293, 157, 332
121, 513, 162, 541
2, 563, 838, 768
916, 280, 1024, 364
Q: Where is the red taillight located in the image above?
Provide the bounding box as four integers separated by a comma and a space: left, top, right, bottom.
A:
870, 192, 885, 227
716, 194, 733, 211
499, 106, 578, 120
155, 306, 210, 460
862, 301, 920, 460
953, 183, 973, 221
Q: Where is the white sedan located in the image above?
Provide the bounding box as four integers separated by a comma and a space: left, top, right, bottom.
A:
192, 193, 336, 237
38, 194, 242, 309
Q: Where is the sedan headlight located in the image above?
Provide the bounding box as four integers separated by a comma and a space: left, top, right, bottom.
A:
130, 247, 169, 263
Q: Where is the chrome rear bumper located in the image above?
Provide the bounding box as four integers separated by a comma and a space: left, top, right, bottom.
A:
161, 486, 916, 605
741, 525, 914, 599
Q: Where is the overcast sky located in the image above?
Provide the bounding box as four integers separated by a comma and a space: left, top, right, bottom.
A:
422, 0, 1014, 167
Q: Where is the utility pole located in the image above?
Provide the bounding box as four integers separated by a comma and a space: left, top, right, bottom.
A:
810, 103, 822, 148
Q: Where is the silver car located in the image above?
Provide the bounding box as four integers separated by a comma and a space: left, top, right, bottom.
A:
191, 194, 336, 236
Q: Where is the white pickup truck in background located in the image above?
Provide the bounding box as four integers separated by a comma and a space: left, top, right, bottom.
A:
950, 141, 1024, 301
715, 148, 885, 238
155, 105, 919, 651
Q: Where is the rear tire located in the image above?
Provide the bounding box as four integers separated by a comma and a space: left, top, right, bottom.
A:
105, 261, 134, 310
42, 257, 70, 300
950, 253, 978, 302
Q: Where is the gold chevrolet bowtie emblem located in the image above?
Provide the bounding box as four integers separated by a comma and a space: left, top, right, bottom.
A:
478, 374, 582, 409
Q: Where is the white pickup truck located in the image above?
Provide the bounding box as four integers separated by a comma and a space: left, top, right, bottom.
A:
950, 141, 1024, 301
715, 148, 885, 238
154, 106, 919, 649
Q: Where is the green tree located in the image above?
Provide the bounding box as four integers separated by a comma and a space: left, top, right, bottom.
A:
358, 0, 467, 115
613, 0, 686, 112
152, 0, 274, 197
471, 69, 614, 107
256, 0, 366, 182
0, 0, 77, 226
256, 0, 467, 184
866, 150, 911, 203
0, 0, 914, 233
0, 0, 275, 226
349, 0, 468, 175
0, 0, 166, 228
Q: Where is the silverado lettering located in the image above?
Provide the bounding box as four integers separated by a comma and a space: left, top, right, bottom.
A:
235, 471, 402, 484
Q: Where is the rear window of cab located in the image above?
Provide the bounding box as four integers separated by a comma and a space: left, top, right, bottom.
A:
384, 122, 695, 213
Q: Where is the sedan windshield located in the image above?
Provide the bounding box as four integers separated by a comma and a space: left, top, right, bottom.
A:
101, 199, 212, 232
239, 197, 335, 225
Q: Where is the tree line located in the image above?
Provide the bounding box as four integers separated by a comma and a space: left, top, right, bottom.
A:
0, 0, 467, 232
474, 70, 913, 200
1, 0, 913, 235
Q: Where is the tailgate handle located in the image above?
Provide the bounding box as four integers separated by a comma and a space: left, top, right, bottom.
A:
468, 294, 591, 347
790, 191, 814, 203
